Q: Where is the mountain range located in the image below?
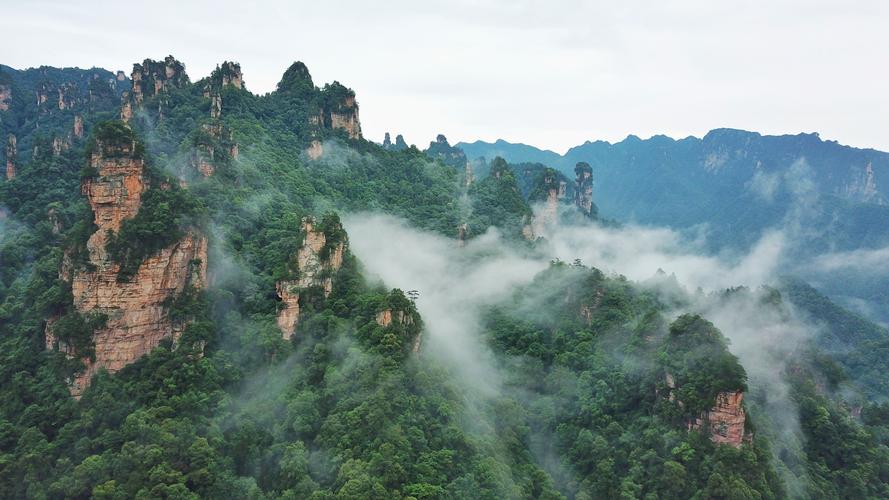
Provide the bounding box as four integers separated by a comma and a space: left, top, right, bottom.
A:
1, 57, 888, 499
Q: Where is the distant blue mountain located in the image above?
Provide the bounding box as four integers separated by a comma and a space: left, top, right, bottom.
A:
459, 130, 889, 323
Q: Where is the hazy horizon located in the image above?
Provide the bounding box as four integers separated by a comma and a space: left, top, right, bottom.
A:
3, 0, 888, 154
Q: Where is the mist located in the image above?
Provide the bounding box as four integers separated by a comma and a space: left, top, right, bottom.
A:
345, 208, 825, 493
345, 213, 548, 395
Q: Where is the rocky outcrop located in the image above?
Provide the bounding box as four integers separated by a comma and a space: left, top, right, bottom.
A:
191, 123, 237, 177
376, 307, 421, 353
5, 134, 15, 180
328, 95, 361, 139
73, 115, 84, 139
574, 162, 594, 217
82, 137, 146, 242
426, 134, 467, 168
211, 61, 243, 90
313, 83, 362, 139
841, 161, 883, 205
464, 161, 475, 187
456, 223, 468, 247
131, 56, 189, 105
276, 217, 346, 339
57, 82, 78, 110
123, 56, 188, 121
307, 140, 323, 160
531, 169, 566, 236
383, 133, 410, 151
120, 92, 134, 122
688, 390, 748, 447
36, 82, 80, 112
210, 93, 222, 119
52, 136, 69, 156
0, 84, 10, 111
57, 126, 207, 397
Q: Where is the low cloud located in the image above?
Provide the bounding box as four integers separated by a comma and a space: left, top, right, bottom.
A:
811, 245, 889, 274
345, 209, 819, 492
747, 170, 781, 202
345, 213, 548, 395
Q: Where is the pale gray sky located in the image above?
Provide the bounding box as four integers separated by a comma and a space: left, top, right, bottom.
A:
2, 0, 888, 153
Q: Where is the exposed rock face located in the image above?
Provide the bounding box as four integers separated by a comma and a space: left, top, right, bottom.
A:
210, 93, 222, 118
60, 130, 207, 396
328, 95, 361, 139
456, 223, 468, 247
212, 61, 243, 89
307, 140, 323, 160
52, 136, 70, 156
36, 82, 81, 111
57, 82, 77, 110
82, 138, 146, 242
73, 115, 84, 139
0, 84, 10, 111
574, 162, 594, 217
689, 390, 747, 447
314, 84, 362, 139
276, 217, 346, 339
120, 92, 134, 122
842, 161, 883, 205
532, 170, 566, 236
128, 56, 188, 111
464, 161, 475, 187
191, 123, 237, 177
375, 307, 420, 353
5, 134, 15, 180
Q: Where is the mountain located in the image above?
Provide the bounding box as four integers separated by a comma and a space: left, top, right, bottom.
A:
1, 56, 888, 499
460, 138, 563, 167
458, 133, 889, 324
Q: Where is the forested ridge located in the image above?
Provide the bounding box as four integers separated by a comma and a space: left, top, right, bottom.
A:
0, 57, 887, 499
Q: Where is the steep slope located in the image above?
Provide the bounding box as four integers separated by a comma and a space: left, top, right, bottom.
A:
1, 55, 888, 499
49, 123, 208, 396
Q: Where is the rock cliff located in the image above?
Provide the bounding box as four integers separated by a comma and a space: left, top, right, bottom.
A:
841, 161, 883, 205
131, 56, 189, 104
123, 56, 188, 121
574, 162, 594, 217
53, 125, 207, 396
688, 390, 748, 447
314, 83, 362, 139
5, 134, 15, 180
375, 307, 421, 353
73, 115, 84, 139
191, 123, 238, 177
531, 169, 566, 236
276, 217, 346, 339
210, 61, 243, 90
327, 95, 361, 139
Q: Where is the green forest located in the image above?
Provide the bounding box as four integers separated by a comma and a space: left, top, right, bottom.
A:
0, 57, 888, 500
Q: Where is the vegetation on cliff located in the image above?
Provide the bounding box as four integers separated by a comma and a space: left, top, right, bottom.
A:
0, 57, 887, 499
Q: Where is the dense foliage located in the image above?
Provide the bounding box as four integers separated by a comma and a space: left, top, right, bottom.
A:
0, 57, 888, 499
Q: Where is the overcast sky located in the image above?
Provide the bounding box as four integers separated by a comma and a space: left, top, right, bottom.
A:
2, 0, 888, 153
